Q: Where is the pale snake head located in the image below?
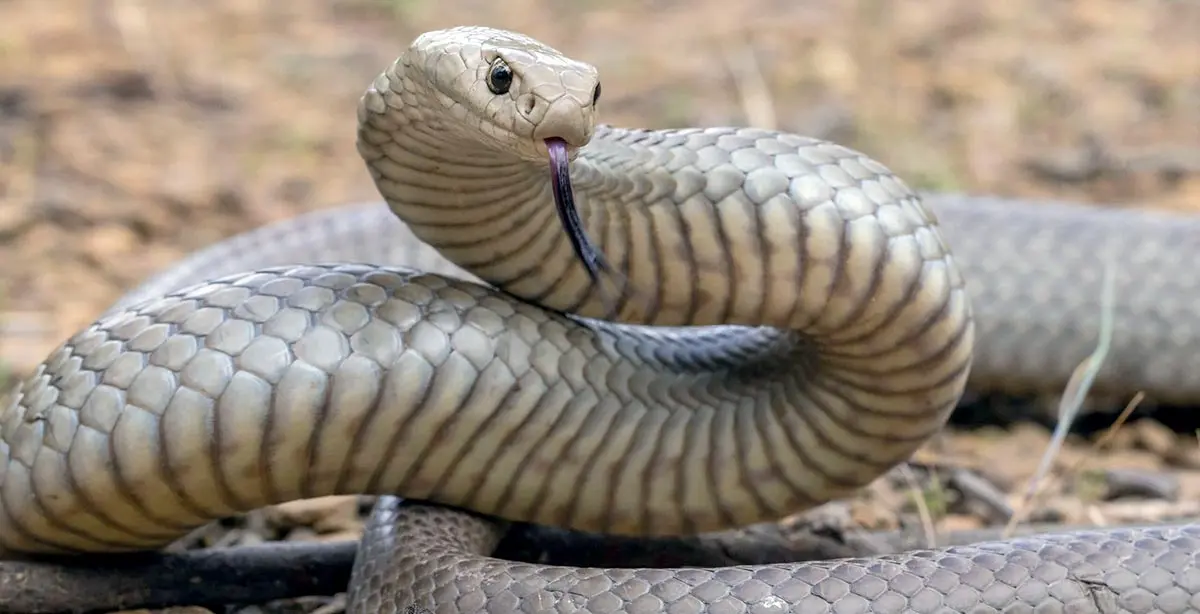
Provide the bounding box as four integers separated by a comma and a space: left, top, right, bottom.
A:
389, 26, 613, 287
402, 26, 602, 160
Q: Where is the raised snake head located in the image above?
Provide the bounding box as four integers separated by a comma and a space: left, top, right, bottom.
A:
401, 25, 602, 163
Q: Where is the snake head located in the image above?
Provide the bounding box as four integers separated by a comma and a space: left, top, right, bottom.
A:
408, 26, 602, 163
406, 26, 611, 289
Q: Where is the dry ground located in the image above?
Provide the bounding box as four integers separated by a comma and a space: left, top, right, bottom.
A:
2, 0, 1200, 611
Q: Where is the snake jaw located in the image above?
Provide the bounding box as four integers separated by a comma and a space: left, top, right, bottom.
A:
546, 137, 609, 285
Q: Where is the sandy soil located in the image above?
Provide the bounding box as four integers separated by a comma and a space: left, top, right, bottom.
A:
1, 0, 1199, 611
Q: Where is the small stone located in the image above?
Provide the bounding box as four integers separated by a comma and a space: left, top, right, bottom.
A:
84, 223, 140, 260
265, 495, 362, 534
1103, 468, 1181, 501
316, 528, 365, 543
1132, 420, 1177, 456
1165, 442, 1200, 469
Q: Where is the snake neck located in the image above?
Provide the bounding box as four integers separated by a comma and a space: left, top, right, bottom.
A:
358, 91, 649, 320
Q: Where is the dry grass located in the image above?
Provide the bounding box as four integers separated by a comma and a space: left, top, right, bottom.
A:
1, 0, 1199, 374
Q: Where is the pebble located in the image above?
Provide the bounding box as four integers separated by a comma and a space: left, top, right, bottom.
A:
1102, 468, 1180, 501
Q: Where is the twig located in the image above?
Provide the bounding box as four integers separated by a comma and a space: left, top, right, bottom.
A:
899, 464, 938, 548
721, 35, 776, 130
1004, 257, 1118, 538
947, 468, 1013, 524
106, 0, 181, 102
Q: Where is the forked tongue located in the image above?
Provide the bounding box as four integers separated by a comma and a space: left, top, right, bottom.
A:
545, 137, 626, 319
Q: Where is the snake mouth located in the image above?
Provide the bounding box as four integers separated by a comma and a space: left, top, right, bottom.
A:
546, 137, 609, 285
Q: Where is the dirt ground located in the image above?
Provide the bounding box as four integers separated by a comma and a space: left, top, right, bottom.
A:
2, 0, 1200, 611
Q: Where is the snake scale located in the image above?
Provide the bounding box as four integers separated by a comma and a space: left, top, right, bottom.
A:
3, 25, 1200, 613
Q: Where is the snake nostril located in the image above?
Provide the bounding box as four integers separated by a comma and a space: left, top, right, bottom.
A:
592, 83, 601, 106
521, 95, 537, 117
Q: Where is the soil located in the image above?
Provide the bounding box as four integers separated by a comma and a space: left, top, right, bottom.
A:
1, 0, 1199, 612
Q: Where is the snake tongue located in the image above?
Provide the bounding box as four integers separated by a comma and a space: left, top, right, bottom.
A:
546, 137, 606, 283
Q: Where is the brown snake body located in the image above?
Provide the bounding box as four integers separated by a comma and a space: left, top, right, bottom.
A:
3, 26, 1200, 613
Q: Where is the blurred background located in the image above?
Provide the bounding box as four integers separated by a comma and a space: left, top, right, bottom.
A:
1, 0, 1200, 602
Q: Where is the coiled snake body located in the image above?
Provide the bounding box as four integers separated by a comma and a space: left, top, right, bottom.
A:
3, 26, 1200, 613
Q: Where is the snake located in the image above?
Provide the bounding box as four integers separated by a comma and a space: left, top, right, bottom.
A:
3, 25, 1200, 613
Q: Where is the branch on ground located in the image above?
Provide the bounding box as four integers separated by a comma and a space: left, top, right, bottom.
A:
0, 541, 356, 614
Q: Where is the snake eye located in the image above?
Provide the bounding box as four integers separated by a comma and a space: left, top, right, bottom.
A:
591, 83, 601, 106
487, 59, 513, 95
